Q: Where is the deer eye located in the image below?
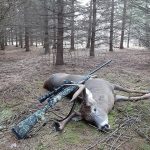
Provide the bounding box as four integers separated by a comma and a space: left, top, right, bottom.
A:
94, 108, 96, 112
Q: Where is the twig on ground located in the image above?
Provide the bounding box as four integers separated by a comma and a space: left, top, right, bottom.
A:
86, 118, 136, 150
109, 131, 125, 150
114, 137, 132, 150
48, 110, 65, 119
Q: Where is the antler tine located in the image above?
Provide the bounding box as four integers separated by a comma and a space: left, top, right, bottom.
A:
70, 84, 85, 102
62, 83, 85, 102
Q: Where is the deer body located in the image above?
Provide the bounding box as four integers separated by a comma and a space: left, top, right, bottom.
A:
44, 73, 150, 131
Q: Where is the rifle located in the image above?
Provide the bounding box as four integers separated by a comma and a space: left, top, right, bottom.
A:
11, 60, 112, 140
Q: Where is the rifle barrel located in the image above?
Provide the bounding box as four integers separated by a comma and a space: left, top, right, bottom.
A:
89, 60, 112, 76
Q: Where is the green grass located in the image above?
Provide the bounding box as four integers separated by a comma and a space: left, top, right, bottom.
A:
98, 144, 105, 150
0, 107, 12, 122
56, 121, 100, 149
55, 123, 81, 149
36, 143, 46, 150
125, 103, 134, 113
108, 109, 117, 128
58, 123, 81, 145
139, 143, 150, 150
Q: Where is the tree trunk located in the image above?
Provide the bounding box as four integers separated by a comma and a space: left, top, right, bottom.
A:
70, 0, 75, 51
35, 32, 38, 47
145, 0, 150, 48
139, 38, 141, 47
109, 0, 114, 52
24, 3, 30, 51
52, 0, 57, 49
5, 30, 7, 46
24, 28, 30, 51
43, 0, 49, 54
9, 30, 11, 45
16, 28, 18, 47
56, 0, 64, 65
120, 0, 127, 49
0, 31, 5, 50
41, 37, 44, 46
11, 29, 14, 45
90, 0, 96, 57
30, 30, 33, 46
86, 0, 92, 49
127, 17, 131, 48
19, 26, 23, 48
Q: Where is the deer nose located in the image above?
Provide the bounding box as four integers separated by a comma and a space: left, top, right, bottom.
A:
100, 124, 110, 132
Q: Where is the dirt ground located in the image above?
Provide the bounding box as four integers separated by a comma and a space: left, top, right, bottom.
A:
0, 46, 150, 150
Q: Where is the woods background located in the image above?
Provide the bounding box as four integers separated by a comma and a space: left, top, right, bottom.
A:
0, 0, 149, 65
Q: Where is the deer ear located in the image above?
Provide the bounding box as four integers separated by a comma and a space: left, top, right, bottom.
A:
81, 88, 89, 106
83, 88, 94, 106
82, 88, 90, 103
70, 84, 85, 102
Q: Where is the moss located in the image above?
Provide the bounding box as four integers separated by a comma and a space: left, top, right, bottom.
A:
118, 102, 135, 116
98, 144, 105, 150
36, 143, 46, 150
74, 121, 87, 130
58, 123, 81, 145
139, 143, 150, 150
140, 101, 150, 109
56, 121, 96, 149
0, 107, 12, 122
108, 110, 117, 128
76, 120, 100, 135
125, 103, 134, 112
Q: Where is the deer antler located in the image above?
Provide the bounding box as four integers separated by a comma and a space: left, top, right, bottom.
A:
63, 83, 85, 102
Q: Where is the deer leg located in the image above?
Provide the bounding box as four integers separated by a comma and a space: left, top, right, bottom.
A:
54, 90, 84, 132
115, 93, 150, 102
115, 95, 129, 101
53, 112, 81, 131
114, 85, 149, 94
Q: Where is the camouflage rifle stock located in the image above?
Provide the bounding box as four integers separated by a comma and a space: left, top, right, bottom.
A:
11, 60, 112, 140
11, 85, 79, 139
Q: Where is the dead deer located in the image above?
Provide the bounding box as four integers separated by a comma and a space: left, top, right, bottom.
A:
43, 73, 150, 132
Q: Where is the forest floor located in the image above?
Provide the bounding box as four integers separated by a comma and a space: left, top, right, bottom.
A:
0, 46, 150, 150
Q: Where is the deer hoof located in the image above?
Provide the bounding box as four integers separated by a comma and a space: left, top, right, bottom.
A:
52, 122, 61, 131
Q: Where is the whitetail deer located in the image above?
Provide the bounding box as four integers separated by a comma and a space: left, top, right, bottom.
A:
43, 73, 150, 132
